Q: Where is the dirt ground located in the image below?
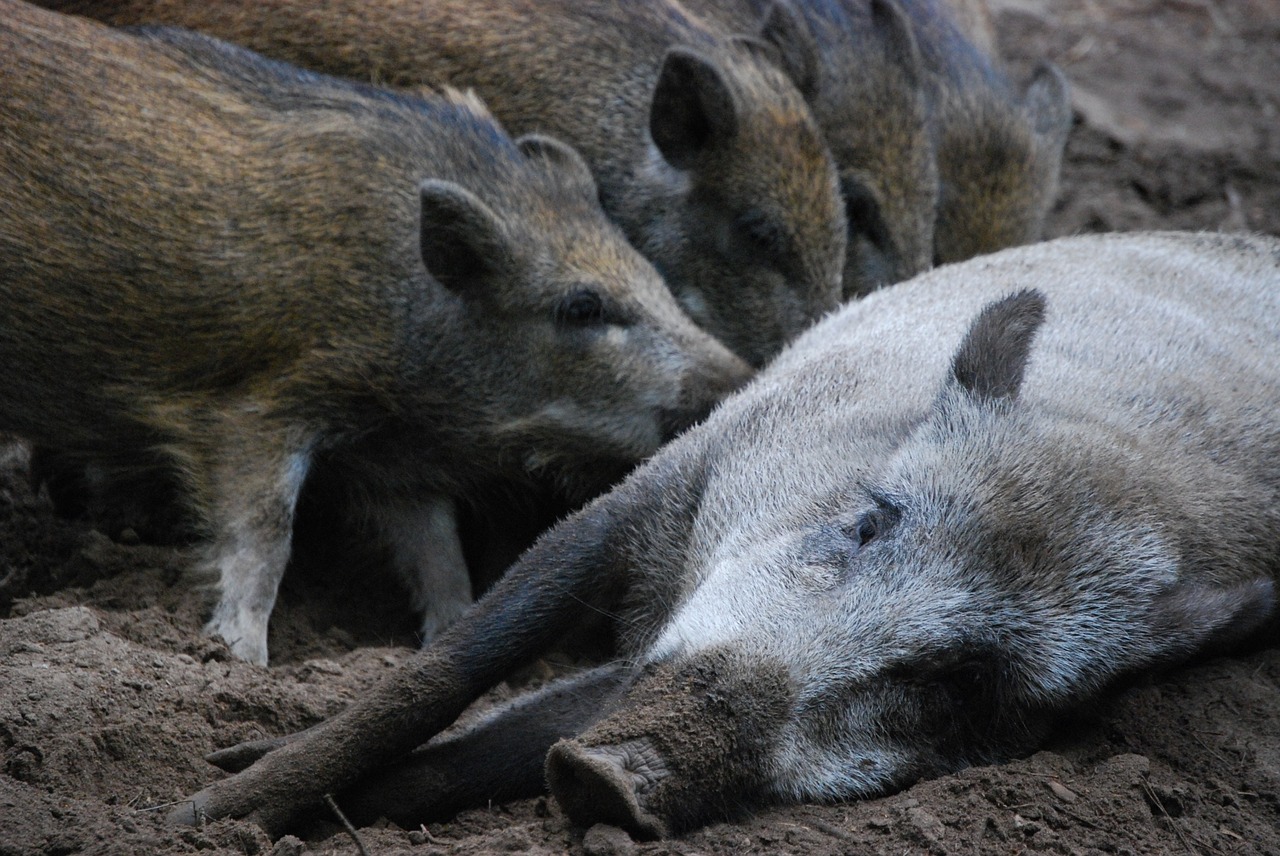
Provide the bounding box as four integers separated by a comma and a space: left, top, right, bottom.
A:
3, 1, 1279, 854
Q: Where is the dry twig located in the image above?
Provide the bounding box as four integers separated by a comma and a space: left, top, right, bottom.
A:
324, 793, 371, 856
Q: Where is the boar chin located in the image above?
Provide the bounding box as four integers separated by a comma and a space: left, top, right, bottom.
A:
544, 648, 794, 838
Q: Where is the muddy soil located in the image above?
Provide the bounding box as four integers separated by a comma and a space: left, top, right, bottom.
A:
2, 1, 1278, 854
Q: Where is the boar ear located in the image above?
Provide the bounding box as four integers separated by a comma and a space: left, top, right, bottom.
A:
651, 48, 739, 170
1023, 61, 1074, 143
950, 289, 1047, 403
418, 179, 511, 297
870, 0, 923, 89
516, 133, 600, 198
756, 0, 820, 100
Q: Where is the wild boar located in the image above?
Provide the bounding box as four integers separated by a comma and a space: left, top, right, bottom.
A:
167, 231, 1279, 837
0, 1, 751, 666
686, 0, 1073, 289
43, 0, 848, 366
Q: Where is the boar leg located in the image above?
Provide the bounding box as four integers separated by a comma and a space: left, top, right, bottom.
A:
196, 424, 314, 666
206, 731, 301, 774
207, 660, 629, 780
332, 663, 630, 827
169, 481, 638, 835
375, 493, 474, 644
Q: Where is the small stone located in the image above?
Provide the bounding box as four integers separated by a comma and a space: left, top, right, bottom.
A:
268, 835, 304, 856
1102, 753, 1150, 782
1048, 780, 1078, 802
906, 806, 945, 845
301, 658, 344, 676
582, 823, 636, 856
10, 641, 46, 656
117, 527, 142, 545
488, 828, 533, 851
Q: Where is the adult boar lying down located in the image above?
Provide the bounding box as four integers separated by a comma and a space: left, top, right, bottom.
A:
178, 231, 1280, 838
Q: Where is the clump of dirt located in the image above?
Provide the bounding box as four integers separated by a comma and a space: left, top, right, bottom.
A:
2, 1, 1278, 854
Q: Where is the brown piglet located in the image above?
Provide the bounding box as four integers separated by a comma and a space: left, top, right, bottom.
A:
0, 1, 752, 665
42, 0, 849, 366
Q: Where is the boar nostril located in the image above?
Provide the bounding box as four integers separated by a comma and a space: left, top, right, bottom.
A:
545, 738, 670, 839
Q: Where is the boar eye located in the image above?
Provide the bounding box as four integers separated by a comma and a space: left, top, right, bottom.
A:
846, 495, 899, 554
855, 513, 879, 547
843, 509, 883, 558
555, 288, 605, 326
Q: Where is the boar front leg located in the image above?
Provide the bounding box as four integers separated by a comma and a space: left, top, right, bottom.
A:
168, 481, 638, 835
167, 444, 706, 835
327, 663, 629, 827
187, 417, 314, 666
205, 664, 629, 817
374, 494, 474, 644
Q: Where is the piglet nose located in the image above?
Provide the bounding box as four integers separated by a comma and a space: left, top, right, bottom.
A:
660, 352, 754, 441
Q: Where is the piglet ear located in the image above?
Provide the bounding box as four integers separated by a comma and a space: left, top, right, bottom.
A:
950, 289, 1047, 404
1024, 61, 1074, 144
650, 48, 739, 170
418, 179, 511, 297
516, 133, 599, 198
870, 0, 923, 89
756, 0, 821, 100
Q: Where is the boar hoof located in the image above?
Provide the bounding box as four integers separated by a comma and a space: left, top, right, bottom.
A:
546, 738, 669, 839
165, 788, 213, 826
206, 735, 289, 773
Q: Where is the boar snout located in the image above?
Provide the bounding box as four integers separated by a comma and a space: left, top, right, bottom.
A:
545, 650, 793, 838
547, 738, 670, 839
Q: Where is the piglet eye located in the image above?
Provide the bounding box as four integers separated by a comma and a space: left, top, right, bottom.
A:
744, 221, 778, 254
736, 209, 785, 258
556, 288, 605, 326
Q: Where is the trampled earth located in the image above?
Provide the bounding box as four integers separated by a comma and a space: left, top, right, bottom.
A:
3, 1, 1279, 854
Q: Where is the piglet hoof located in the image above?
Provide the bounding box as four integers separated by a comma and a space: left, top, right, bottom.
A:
545, 738, 669, 840
206, 735, 290, 773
